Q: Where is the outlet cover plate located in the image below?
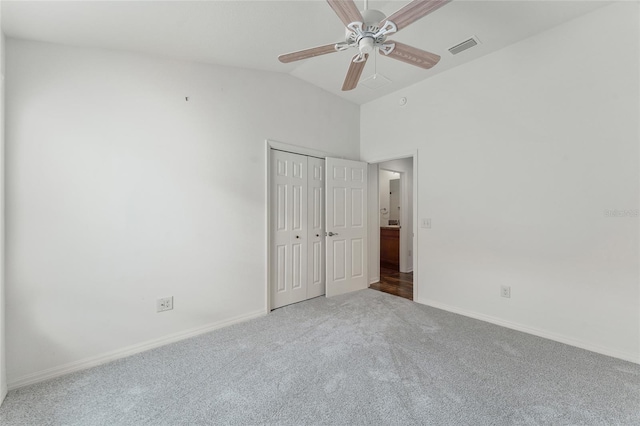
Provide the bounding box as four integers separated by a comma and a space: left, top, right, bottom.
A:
157, 296, 174, 312
500, 286, 511, 298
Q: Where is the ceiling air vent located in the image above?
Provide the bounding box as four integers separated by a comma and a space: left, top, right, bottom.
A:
448, 36, 480, 55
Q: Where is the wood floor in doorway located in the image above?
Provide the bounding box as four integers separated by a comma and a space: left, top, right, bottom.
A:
369, 267, 413, 301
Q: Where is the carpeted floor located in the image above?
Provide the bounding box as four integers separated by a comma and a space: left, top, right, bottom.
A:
1, 289, 639, 425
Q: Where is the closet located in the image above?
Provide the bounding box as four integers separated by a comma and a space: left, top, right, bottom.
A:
270, 150, 325, 309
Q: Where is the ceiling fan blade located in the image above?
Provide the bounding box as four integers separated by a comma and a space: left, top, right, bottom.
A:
342, 54, 368, 91
381, 42, 440, 69
380, 0, 451, 33
278, 43, 338, 63
326, 0, 364, 27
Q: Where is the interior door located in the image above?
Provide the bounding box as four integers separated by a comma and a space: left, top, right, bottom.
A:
307, 157, 325, 298
325, 157, 368, 297
271, 150, 308, 309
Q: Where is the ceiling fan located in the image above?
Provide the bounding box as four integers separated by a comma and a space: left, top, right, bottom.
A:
278, 0, 451, 91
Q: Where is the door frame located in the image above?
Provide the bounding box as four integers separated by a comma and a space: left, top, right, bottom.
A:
365, 151, 419, 301
265, 139, 348, 312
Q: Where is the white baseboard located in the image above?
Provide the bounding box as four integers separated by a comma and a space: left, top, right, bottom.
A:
369, 276, 380, 285
417, 298, 640, 365
8, 309, 266, 390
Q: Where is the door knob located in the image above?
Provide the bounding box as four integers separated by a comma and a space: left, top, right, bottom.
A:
328, 232, 339, 237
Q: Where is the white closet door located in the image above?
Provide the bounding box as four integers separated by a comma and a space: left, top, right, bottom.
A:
325, 157, 368, 297
271, 150, 308, 309
307, 157, 325, 299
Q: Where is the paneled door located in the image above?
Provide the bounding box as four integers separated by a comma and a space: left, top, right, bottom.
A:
307, 157, 325, 299
325, 158, 368, 297
271, 150, 308, 309
270, 150, 326, 309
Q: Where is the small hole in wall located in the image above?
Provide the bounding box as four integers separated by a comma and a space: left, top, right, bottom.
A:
185, 97, 189, 101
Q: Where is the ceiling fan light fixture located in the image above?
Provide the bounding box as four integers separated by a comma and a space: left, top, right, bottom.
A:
358, 37, 374, 54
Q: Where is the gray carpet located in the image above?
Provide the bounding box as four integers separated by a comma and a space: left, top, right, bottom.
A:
1, 289, 639, 425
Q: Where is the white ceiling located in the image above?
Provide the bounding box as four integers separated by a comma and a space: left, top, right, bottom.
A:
1, 0, 611, 105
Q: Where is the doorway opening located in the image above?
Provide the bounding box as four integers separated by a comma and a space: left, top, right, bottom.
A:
368, 157, 415, 301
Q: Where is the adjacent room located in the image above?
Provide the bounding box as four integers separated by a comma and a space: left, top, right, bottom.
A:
0, 0, 638, 424
370, 158, 414, 300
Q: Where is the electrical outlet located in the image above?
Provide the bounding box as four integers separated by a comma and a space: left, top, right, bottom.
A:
500, 286, 511, 298
157, 296, 173, 312
421, 218, 431, 229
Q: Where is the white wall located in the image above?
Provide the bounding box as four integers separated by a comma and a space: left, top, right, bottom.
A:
361, 2, 640, 362
5, 39, 360, 386
378, 170, 395, 226
0, 6, 7, 404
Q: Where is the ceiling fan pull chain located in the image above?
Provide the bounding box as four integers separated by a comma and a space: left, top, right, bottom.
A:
374, 47, 377, 75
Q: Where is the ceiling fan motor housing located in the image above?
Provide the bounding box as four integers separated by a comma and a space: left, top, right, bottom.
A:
361, 9, 386, 33
345, 9, 388, 54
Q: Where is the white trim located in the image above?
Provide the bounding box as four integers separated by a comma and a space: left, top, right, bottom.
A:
364, 151, 416, 164
418, 298, 640, 365
8, 309, 266, 390
412, 153, 418, 301
265, 142, 271, 313
267, 139, 347, 161
366, 163, 380, 289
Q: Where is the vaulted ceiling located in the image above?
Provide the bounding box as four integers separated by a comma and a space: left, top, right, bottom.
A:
1, 0, 611, 104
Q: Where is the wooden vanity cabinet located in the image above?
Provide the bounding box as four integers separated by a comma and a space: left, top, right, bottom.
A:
380, 227, 400, 270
